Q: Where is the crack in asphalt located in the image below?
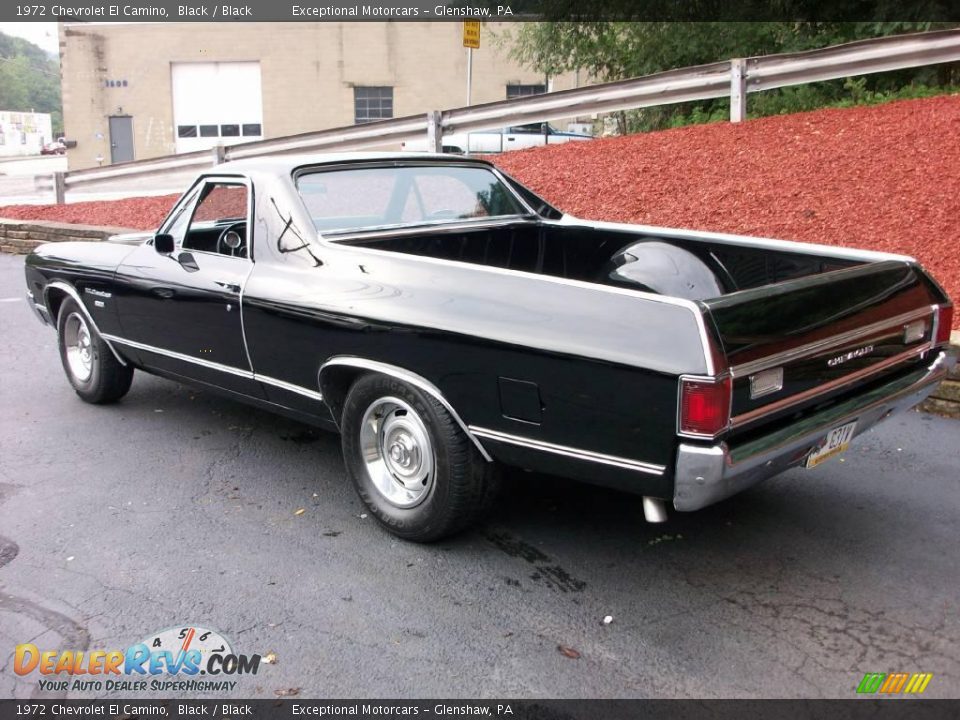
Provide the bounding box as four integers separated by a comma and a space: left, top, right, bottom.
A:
1, 512, 92, 701
0, 481, 96, 700
676, 559, 960, 695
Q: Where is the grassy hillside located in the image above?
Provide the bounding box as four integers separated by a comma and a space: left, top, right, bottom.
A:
0, 31, 61, 134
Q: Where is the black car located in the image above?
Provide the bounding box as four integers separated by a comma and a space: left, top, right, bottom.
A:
24, 153, 956, 541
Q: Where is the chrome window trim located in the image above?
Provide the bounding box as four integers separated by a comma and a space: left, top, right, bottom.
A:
322, 215, 536, 243
160, 174, 255, 262
318, 356, 493, 462
99, 334, 323, 402
44, 281, 127, 366
728, 307, 935, 378
468, 426, 666, 476
730, 341, 934, 430
293, 160, 538, 237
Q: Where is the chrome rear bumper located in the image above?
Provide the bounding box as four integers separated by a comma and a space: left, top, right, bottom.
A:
673, 350, 955, 512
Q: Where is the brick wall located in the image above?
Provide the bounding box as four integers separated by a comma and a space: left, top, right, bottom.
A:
0, 219, 137, 254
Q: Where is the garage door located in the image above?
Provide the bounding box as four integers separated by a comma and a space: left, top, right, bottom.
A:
171, 62, 263, 154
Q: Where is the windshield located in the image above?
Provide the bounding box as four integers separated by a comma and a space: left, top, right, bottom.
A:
296, 165, 528, 233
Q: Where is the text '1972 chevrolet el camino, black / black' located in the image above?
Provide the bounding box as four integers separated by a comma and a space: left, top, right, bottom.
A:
24, 153, 956, 541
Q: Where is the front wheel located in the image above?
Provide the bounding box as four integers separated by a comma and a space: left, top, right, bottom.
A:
57, 299, 133, 404
340, 374, 499, 542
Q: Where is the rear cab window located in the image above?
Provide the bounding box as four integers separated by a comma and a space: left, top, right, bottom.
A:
295, 164, 529, 235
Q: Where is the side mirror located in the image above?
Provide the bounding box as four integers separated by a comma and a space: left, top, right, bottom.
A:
154, 233, 175, 255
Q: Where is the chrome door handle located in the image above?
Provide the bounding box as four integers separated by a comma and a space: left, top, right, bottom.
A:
215, 280, 241, 293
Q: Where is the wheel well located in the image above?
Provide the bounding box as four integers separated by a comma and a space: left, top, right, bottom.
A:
318, 360, 493, 462
45, 286, 68, 323
319, 366, 367, 427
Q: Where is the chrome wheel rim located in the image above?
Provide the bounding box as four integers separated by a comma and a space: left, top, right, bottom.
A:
64, 312, 94, 383
359, 396, 435, 508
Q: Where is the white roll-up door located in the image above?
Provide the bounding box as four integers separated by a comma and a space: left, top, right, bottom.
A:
171, 62, 263, 154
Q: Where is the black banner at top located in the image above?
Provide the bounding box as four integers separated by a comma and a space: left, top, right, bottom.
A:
3, 0, 960, 22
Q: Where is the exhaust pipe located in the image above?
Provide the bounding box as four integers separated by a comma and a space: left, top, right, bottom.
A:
643, 496, 668, 523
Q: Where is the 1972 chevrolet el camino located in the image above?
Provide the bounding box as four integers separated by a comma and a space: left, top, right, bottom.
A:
24, 153, 956, 541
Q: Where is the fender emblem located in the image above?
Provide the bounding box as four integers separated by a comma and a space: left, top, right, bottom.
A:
827, 344, 874, 367
84, 288, 112, 299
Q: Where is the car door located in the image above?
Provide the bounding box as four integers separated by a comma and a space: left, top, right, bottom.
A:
112, 177, 264, 398
506, 124, 548, 150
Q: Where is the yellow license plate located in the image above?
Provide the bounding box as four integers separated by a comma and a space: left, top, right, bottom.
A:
805, 420, 857, 468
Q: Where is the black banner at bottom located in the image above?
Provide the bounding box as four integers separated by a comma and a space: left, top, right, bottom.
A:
1, 700, 959, 720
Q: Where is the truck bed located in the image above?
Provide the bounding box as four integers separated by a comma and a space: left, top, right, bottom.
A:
327, 217, 951, 437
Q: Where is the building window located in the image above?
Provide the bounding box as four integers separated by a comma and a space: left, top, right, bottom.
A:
354, 87, 393, 124
177, 125, 197, 138
220, 124, 240, 137
242, 123, 262, 136
506, 84, 546, 99
199, 125, 219, 137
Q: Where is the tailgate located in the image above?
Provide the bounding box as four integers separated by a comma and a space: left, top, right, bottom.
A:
701, 260, 946, 430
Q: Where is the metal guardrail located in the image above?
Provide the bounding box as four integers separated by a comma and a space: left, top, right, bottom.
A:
52, 28, 960, 202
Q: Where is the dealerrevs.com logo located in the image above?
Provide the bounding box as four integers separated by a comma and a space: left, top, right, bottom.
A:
14, 625, 265, 693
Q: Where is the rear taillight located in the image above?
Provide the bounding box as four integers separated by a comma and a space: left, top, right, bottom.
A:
679, 376, 731, 437
936, 305, 953, 345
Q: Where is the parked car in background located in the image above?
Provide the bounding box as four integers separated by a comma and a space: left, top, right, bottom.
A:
23, 153, 955, 542
40, 140, 66, 156
402, 123, 593, 154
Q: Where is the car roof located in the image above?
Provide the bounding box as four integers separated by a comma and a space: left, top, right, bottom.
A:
219, 151, 491, 174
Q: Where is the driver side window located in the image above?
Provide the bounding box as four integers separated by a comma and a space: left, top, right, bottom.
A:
181, 182, 249, 258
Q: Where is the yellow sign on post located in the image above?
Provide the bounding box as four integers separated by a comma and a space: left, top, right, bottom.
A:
463, 21, 480, 49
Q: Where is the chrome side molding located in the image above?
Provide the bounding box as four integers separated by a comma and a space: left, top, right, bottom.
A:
468, 425, 666, 476
100, 334, 324, 402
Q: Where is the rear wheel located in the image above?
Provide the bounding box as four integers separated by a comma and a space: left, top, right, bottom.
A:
340, 373, 499, 542
57, 299, 133, 404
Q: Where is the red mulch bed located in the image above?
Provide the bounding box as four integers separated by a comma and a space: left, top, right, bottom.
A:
0, 194, 179, 230
1, 95, 957, 327
492, 95, 960, 327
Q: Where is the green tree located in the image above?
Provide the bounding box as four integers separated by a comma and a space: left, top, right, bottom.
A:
504, 22, 959, 132
0, 31, 62, 135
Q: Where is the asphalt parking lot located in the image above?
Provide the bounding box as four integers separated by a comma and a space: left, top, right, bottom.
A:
0, 253, 958, 699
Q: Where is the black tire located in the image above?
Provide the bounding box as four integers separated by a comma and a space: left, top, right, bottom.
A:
341, 373, 499, 542
57, 298, 133, 404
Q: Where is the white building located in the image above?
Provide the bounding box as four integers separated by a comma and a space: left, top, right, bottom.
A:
0, 111, 53, 157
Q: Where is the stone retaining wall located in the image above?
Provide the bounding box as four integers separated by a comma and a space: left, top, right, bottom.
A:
0, 218, 136, 255
2, 217, 958, 417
